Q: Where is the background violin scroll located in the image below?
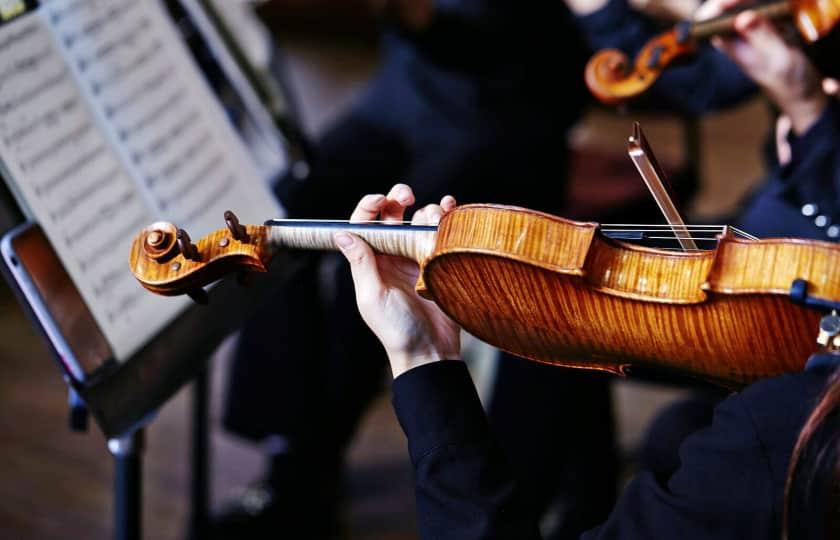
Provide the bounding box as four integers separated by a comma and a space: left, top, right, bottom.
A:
128, 213, 273, 302
585, 0, 840, 105
585, 29, 696, 106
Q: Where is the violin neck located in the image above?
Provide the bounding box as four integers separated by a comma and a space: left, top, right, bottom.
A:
690, 0, 792, 40
264, 220, 438, 263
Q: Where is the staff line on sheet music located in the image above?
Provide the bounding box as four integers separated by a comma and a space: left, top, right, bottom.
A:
3, 92, 76, 146
50, 166, 123, 223
35, 143, 107, 196
156, 130, 212, 182
142, 109, 200, 160
83, 17, 151, 66
48, 0, 105, 23
184, 175, 236, 225
0, 47, 55, 89
92, 39, 163, 95
3, 91, 78, 143
0, 22, 38, 56
85, 210, 150, 273
106, 288, 144, 323
125, 87, 186, 135
0, 69, 68, 117
93, 261, 134, 299
69, 189, 138, 251
22, 117, 91, 171
66, 1, 136, 43
82, 210, 151, 277
107, 65, 175, 122
160, 153, 225, 210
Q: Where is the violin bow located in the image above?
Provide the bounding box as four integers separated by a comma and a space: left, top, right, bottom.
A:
627, 122, 699, 251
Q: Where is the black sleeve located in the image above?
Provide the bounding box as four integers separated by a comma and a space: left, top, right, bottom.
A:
734, 99, 840, 240
393, 361, 780, 540
582, 391, 777, 539
392, 361, 542, 540
576, 0, 757, 114
782, 99, 840, 219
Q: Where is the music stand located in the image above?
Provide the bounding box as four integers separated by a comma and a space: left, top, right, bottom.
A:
0, 3, 309, 538
0, 181, 295, 540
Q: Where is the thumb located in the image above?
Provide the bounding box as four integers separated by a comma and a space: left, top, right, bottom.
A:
334, 232, 384, 304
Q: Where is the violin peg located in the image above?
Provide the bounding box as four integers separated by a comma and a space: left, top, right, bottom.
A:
224, 210, 249, 242
187, 288, 209, 305
141, 222, 179, 262
176, 228, 200, 261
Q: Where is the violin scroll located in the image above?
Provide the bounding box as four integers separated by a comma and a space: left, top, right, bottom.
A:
128, 211, 273, 302
584, 26, 696, 105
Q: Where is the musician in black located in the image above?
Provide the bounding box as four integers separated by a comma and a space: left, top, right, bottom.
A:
329, 0, 840, 534
335, 179, 838, 539
215, 2, 618, 538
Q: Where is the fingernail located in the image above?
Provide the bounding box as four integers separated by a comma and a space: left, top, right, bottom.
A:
735, 11, 757, 29
334, 232, 354, 249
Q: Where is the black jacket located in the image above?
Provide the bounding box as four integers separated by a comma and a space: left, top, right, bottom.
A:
392, 358, 837, 539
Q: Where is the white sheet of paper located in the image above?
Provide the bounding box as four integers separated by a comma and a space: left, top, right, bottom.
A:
0, 2, 282, 361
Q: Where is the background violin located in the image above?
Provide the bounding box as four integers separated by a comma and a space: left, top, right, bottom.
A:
128, 205, 840, 389
585, 0, 840, 105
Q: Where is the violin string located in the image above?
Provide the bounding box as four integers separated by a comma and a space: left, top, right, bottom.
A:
273, 219, 416, 224
277, 220, 733, 229
271, 220, 758, 241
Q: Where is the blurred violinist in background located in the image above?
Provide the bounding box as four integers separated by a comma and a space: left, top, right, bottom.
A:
214, 1, 623, 538
563, 0, 840, 483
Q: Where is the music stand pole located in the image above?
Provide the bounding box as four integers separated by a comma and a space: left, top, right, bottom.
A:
108, 429, 144, 540
189, 368, 210, 538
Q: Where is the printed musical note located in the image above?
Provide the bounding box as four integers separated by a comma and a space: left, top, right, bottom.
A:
0, 1, 281, 360
46, 0, 279, 236
0, 7, 179, 360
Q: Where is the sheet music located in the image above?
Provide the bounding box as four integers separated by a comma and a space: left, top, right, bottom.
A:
178, 0, 289, 182
0, 2, 281, 361
46, 0, 280, 233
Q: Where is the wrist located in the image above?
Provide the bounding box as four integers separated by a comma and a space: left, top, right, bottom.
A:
388, 350, 456, 379
782, 91, 829, 136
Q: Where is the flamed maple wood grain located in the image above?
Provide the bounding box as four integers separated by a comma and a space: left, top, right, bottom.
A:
421, 206, 835, 387
129, 204, 840, 388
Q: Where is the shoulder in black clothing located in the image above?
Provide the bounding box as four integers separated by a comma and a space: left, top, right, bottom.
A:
393, 360, 834, 540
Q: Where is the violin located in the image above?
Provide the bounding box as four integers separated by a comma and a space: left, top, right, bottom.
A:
585, 0, 840, 105
128, 206, 840, 389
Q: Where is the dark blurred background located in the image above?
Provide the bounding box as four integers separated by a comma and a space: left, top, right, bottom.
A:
0, 1, 771, 538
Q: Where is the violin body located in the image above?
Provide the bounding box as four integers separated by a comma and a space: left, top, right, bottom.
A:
128, 204, 840, 388
586, 0, 840, 105
422, 205, 838, 388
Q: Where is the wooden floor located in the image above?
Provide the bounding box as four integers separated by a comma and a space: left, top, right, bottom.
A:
0, 29, 772, 540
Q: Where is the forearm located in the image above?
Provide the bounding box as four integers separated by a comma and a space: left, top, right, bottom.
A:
778, 87, 829, 136
392, 361, 542, 540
